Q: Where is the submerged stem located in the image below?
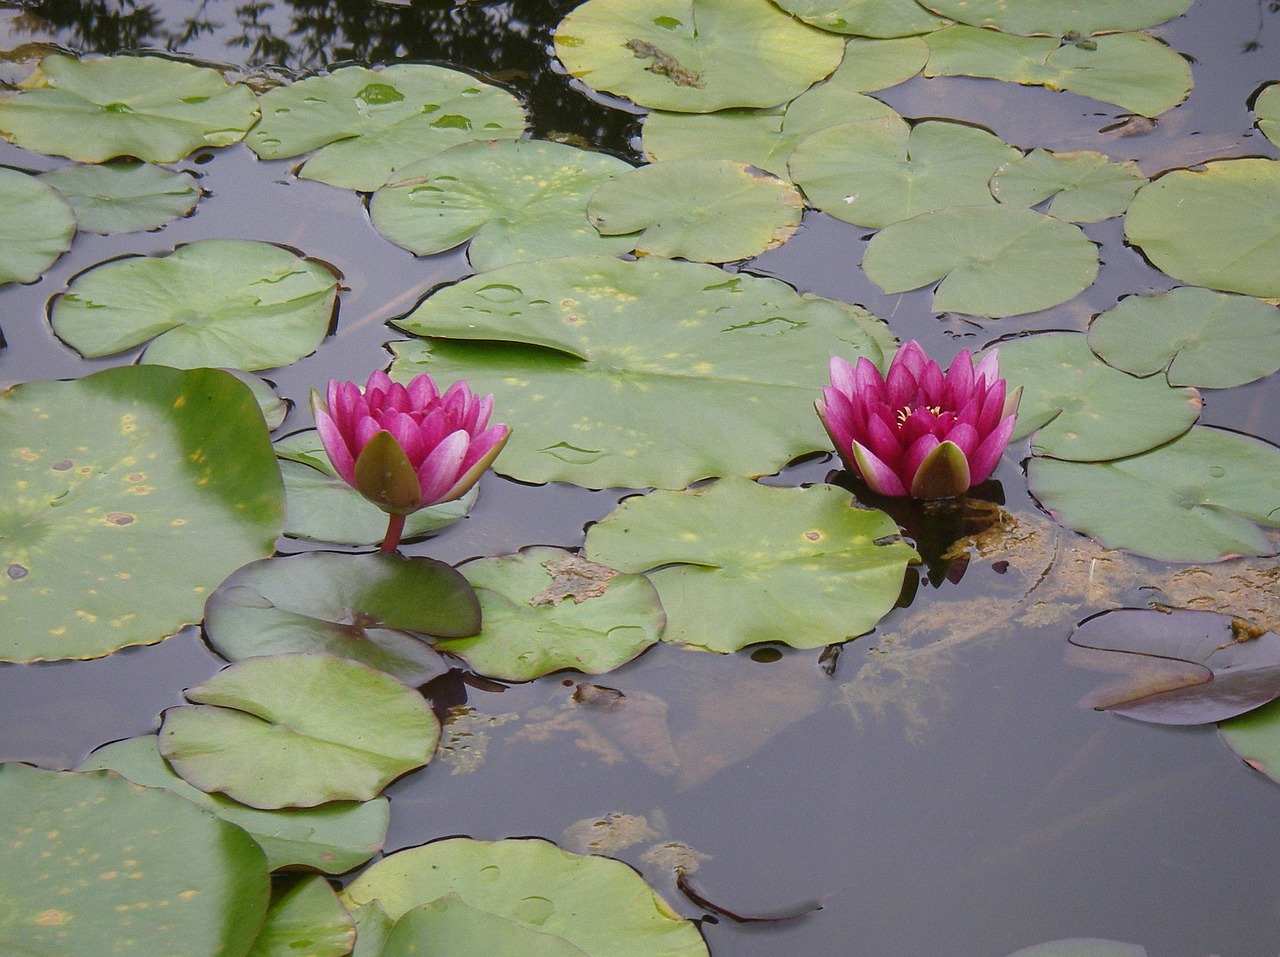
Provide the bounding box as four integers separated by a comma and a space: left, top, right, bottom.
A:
379, 512, 406, 554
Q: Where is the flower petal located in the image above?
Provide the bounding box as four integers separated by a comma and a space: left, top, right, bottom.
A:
850, 440, 908, 497
415, 429, 470, 506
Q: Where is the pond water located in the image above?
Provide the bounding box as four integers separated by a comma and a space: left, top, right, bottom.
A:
2, 1, 1280, 955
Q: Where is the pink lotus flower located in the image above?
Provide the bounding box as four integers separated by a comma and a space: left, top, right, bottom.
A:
312, 371, 509, 551
816, 341, 1020, 499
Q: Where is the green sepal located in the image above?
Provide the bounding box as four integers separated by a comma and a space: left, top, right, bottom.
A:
910, 440, 971, 499
353, 430, 423, 514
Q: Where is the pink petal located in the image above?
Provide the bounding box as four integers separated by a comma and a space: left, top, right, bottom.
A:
885, 360, 919, 409
406, 373, 440, 407
864, 409, 905, 470
892, 341, 930, 379
945, 421, 980, 459
354, 416, 382, 452
415, 430, 470, 506
902, 433, 940, 486
974, 349, 1000, 388
314, 404, 356, 486
852, 356, 888, 406
829, 356, 858, 395
383, 411, 427, 466
850, 440, 908, 497
967, 413, 1018, 484
943, 349, 975, 400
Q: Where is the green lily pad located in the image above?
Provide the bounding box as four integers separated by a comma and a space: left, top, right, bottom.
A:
771, 0, 950, 37
1087, 287, 1280, 389
0, 54, 259, 163
990, 149, 1145, 223
350, 901, 393, 957
274, 429, 475, 545
994, 332, 1201, 460
389, 255, 896, 489
246, 64, 527, 191
228, 370, 290, 431
921, 0, 1190, 35
587, 158, 802, 261
342, 837, 709, 957
789, 116, 1018, 228
1124, 158, 1280, 299
0, 365, 284, 663
584, 478, 919, 653
1257, 82, 1280, 149
1221, 698, 1280, 787
924, 26, 1192, 117
0, 763, 269, 957
203, 552, 480, 686
436, 547, 663, 681
861, 205, 1099, 317
1027, 426, 1280, 562
39, 161, 200, 234
383, 895, 589, 957
159, 652, 441, 809
0, 165, 75, 284
246, 875, 354, 957
1006, 942, 1147, 957
553, 0, 846, 113
80, 736, 391, 874
50, 239, 339, 370
370, 139, 636, 270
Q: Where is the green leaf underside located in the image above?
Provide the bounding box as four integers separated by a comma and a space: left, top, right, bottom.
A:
922, 0, 1191, 36
1257, 83, 1280, 149
0, 763, 268, 957
587, 157, 802, 262
1087, 287, 1280, 389
246, 64, 527, 190
924, 27, 1192, 117
50, 239, 339, 371
861, 205, 1099, 317
437, 546, 663, 681
0, 166, 75, 284
994, 332, 1201, 460
370, 138, 635, 270
389, 255, 896, 489
159, 652, 440, 808
342, 837, 709, 957
39, 161, 200, 234
989, 149, 1145, 223
553, 0, 846, 113
0, 366, 284, 662
584, 478, 919, 653
1028, 426, 1280, 562
204, 551, 479, 686
1124, 158, 1280, 299
79, 736, 390, 873
0, 54, 259, 163
245, 875, 354, 957
772, 0, 951, 37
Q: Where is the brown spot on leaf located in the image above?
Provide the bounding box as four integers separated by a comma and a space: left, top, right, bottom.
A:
105, 513, 134, 526
51, 460, 73, 471
6, 564, 27, 580
530, 554, 619, 606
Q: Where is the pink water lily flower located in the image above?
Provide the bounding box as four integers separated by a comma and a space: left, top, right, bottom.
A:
312, 370, 509, 551
816, 341, 1020, 499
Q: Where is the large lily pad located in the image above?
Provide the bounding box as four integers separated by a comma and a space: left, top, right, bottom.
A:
0, 54, 259, 163
553, 0, 846, 113
0, 763, 269, 957
993, 332, 1201, 460
159, 652, 440, 809
584, 479, 919, 653
370, 139, 635, 270
587, 158, 802, 261
924, 27, 1192, 118
0, 165, 75, 284
0, 365, 284, 662
39, 161, 200, 234
246, 876, 354, 957
246, 64, 527, 190
436, 547, 663, 681
1221, 698, 1280, 786
1086, 287, 1280, 389
382, 895, 590, 957
50, 239, 339, 370
789, 116, 1018, 228
1257, 83, 1280, 149
1124, 158, 1280, 299
921, 0, 1191, 35
389, 255, 896, 489
342, 837, 709, 957
772, 0, 950, 37
1028, 426, 1280, 562
989, 149, 1145, 223
861, 205, 1099, 317
203, 552, 479, 686
80, 736, 391, 874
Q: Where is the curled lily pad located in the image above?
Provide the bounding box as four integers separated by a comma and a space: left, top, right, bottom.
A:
1028, 426, 1280, 562
587, 158, 802, 262
389, 255, 896, 489
1124, 158, 1280, 299
0, 763, 269, 957
159, 652, 440, 809
370, 139, 636, 270
584, 478, 919, 653
436, 547, 663, 681
0, 365, 284, 663
1257, 82, 1280, 148
989, 149, 1145, 223
1086, 287, 1280, 389
772, 0, 950, 37
553, 0, 846, 113
921, 0, 1191, 35
39, 161, 200, 234
246, 875, 355, 957
0, 165, 75, 284
203, 552, 479, 686
1221, 698, 1280, 786
51, 239, 339, 370
0, 54, 259, 162
861, 205, 1099, 317
246, 64, 527, 190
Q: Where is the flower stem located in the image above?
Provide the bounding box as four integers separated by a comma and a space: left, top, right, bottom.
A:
379, 513, 406, 554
